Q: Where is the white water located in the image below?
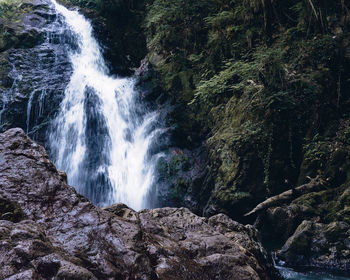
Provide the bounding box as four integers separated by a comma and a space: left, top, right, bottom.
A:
26, 90, 35, 133
38, 89, 46, 117
49, 0, 161, 210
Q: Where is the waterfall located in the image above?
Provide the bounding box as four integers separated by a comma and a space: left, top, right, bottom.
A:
48, 0, 161, 210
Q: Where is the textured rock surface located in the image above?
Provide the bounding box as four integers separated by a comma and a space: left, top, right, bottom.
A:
0, 220, 97, 280
277, 220, 350, 271
256, 183, 350, 272
0, 128, 279, 280
0, 0, 71, 144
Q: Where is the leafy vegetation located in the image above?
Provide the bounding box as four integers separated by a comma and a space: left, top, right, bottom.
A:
144, 0, 350, 218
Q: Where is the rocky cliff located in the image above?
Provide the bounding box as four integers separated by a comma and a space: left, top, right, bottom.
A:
0, 128, 279, 280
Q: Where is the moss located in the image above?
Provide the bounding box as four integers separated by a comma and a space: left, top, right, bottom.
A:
168, 154, 190, 176
324, 222, 347, 242
156, 153, 191, 180
155, 150, 196, 207
167, 178, 189, 204
0, 198, 26, 223
291, 183, 350, 224
280, 220, 314, 257
143, 0, 349, 217
0, 0, 32, 22
0, 0, 45, 54
0, 51, 10, 88
214, 190, 252, 203
156, 157, 168, 180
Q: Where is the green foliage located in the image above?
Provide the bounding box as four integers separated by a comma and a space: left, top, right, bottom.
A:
193, 59, 259, 104
0, 0, 34, 52
144, 0, 350, 217
145, 0, 212, 53
58, 0, 100, 10
0, 0, 34, 21
303, 136, 331, 170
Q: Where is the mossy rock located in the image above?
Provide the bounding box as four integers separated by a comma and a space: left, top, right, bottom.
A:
167, 178, 190, 204
0, 51, 11, 88
0, 198, 26, 222
280, 220, 313, 256
168, 154, 190, 176
278, 220, 350, 270
291, 183, 350, 224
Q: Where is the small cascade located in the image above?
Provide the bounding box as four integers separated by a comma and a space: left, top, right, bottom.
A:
0, 97, 6, 125
0, 65, 22, 129
38, 89, 46, 116
26, 91, 36, 133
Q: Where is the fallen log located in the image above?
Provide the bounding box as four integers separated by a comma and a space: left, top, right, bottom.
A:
244, 175, 328, 217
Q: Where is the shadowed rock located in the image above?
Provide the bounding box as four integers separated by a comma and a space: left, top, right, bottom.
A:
0, 128, 280, 279
277, 220, 350, 271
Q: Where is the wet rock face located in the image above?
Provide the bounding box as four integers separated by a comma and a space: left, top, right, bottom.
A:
0, 0, 72, 145
0, 128, 152, 279
0, 220, 97, 280
0, 128, 279, 280
277, 220, 350, 271
138, 209, 278, 280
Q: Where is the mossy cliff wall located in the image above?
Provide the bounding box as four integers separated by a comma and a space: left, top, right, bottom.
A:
143, 0, 350, 222
142, 0, 350, 270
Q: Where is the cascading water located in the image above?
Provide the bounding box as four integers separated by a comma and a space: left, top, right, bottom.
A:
48, 0, 162, 210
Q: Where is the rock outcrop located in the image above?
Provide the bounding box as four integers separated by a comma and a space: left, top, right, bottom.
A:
254, 182, 350, 273
0, 128, 280, 280
277, 220, 350, 271
0, 0, 71, 143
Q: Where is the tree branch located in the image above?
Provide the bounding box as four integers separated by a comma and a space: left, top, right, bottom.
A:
244, 175, 328, 217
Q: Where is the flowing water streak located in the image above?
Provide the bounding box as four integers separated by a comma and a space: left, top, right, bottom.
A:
0, 95, 7, 125
49, 0, 161, 210
0, 65, 22, 127
38, 89, 46, 117
26, 91, 36, 133
0, 100, 6, 126
276, 265, 350, 280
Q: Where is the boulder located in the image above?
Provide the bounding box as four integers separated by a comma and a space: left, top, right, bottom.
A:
277, 220, 350, 271
102, 203, 138, 222
0, 219, 97, 280
0, 128, 280, 279
138, 208, 278, 280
